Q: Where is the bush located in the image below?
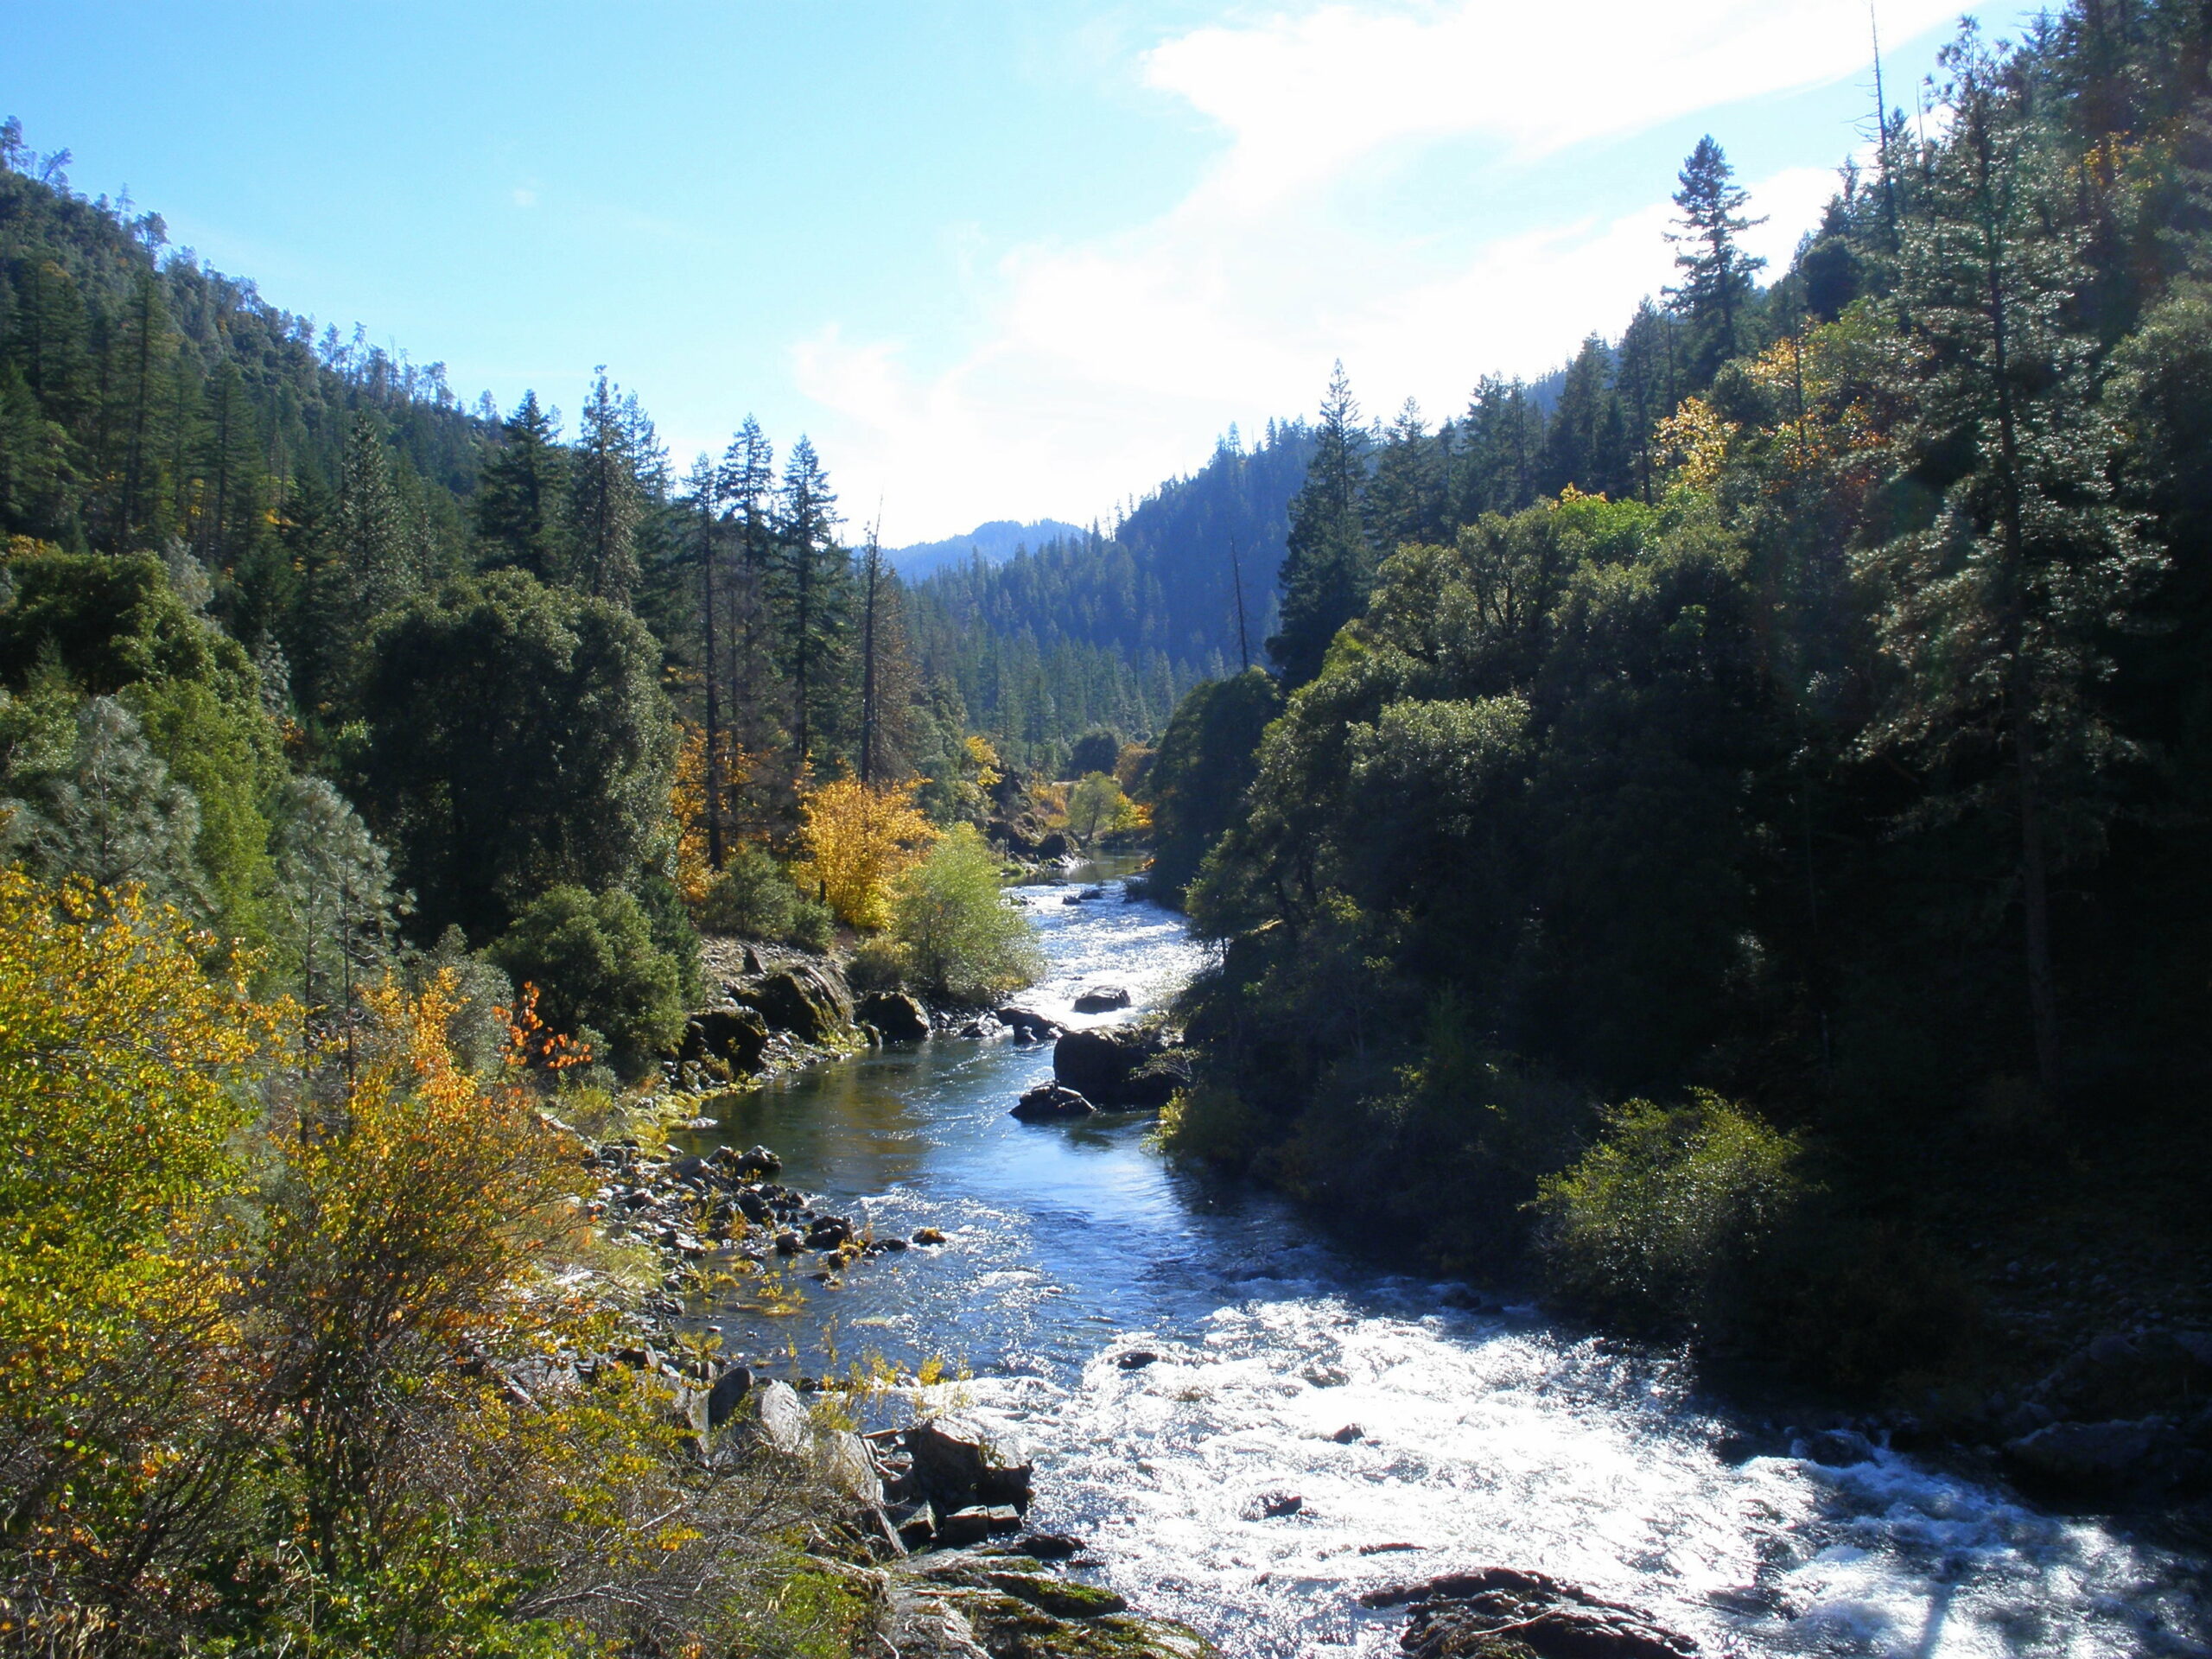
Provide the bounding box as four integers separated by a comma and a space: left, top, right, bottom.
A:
891, 823, 1043, 1002
1066, 727, 1122, 779
490, 885, 687, 1078
1066, 770, 1143, 844
785, 892, 836, 954
844, 936, 907, 993
1535, 1090, 1808, 1331
698, 843, 798, 939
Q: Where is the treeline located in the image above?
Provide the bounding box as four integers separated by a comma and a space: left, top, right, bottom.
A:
905, 420, 1314, 761
1155, 6, 2212, 1387
0, 116, 1046, 1079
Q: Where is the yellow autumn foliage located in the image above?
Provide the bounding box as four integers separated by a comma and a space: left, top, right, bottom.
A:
796, 776, 937, 930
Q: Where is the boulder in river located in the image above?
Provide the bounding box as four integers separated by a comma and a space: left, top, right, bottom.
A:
1072, 984, 1131, 1012
2001, 1416, 2195, 1501
1052, 1024, 1186, 1107
1011, 1083, 1095, 1122
998, 1007, 1060, 1043
859, 990, 931, 1042
1362, 1567, 1699, 1659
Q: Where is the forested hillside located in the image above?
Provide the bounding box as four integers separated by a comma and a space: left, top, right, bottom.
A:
906, 419, 1313, 758
888, 516, 1086, 579
1156, 10, 2212, 1386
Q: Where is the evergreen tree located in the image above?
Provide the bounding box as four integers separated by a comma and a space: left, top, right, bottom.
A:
1, 696, 207, 912
1666, 137, 1767, 381
1366, 398, 1444, 552
772, 436, 849, 766
473, 390, 568, 579
1268, 362, 1371, 687
1856, 26, 2158, 1090
565, 368, 640, 605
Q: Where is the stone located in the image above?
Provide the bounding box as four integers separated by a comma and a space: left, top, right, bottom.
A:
1363, 1568, 1700, 1659
737, 968, 851, 1043
1012, 1083, 1096, 1122
805, 1215, 855, 1249
2002, 1417, 2188, 1498
1053, 1025, 1184, 1107
912, 1227, 948, 1245
682, 1006, 770, 1073
983, 1571, 1128, 1617
1034, 831, 1071, 861
1259, 1492, 1303, 1517
708, 1362, 753, 1427
1015, 1533, 1086, 1560
936, 1506, 995, 1548
746, 1379, 810, 1456
903, 1421, 1033, 1515
859, 989, 931, 1042
998, 1007, 1060, 1043
1332, 1424, 1364, 1443
1799, 1427, 1877, 1466
719, 1143, 782, 1178
1072, 984, 1131, 1012
1116, 1351, 1159, 1370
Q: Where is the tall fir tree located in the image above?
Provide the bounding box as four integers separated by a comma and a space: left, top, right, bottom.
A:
474, 390, 568, 580
1268, 361, 1371, 687
566, 368, 640, 606
1666, 136, 1767, 381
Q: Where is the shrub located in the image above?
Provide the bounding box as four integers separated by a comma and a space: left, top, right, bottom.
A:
698, 842, 798, 939
785, 892, 836, 954
490, 885, 687, 1078
1066, 727, 1122, 779
1066, 770, 1144, 844
1535, 1090, 1808, 1331
844, 936, 906, 993
890, 823, 1042, 1003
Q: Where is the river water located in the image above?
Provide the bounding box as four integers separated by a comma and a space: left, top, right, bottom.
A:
674, 863, 2207, 1658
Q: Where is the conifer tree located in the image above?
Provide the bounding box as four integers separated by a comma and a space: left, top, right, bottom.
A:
1857, 26, 2158, 1090
330, 412, 414, 620
1269, 362, 1371, 687
566, 368, 640, 606
773, 436, 850, 767
474, 391, 568, 579
1666, 137, 1767, 381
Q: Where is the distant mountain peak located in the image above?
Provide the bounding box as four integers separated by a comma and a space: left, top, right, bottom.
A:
888, 518, 1088, 579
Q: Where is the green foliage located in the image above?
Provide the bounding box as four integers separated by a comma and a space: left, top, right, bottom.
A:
1535, 1092, 1808, 1330
785, 890, 836, 954
1145, 667, 1281, 904
1066, 726, 1122, 777
890, 822, 1043, 1003
1065, 769, 1141, 844
355, 569, 675, 944
844, 935, 907, 993
490, 884, 687, 1077
697, 842, 813, 943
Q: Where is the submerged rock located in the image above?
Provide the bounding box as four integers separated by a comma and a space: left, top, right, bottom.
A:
1363, 1567, 1698, 1659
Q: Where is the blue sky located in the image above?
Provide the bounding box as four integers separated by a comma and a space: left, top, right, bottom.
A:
11, 2, 2012, 543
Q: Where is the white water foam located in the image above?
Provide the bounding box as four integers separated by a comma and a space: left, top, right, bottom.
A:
934, 1292, 2205, 1657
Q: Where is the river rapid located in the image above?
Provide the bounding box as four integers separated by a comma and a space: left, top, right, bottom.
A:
671, 863, 2207, 1658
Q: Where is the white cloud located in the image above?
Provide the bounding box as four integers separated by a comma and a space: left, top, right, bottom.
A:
799, 1, 1930, 543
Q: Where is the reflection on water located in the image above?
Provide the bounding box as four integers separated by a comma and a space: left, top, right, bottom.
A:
674, 861, 2207, 1659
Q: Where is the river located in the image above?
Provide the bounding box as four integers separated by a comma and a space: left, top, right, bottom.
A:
671, 861, 2206, 1658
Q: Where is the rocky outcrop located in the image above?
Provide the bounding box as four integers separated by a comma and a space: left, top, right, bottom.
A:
738, 965, 854, 1044
860, 990, 931, 1042
999, 1007, 1061, 1043
680, 1007, 769, 1074
1362, 1568, 1698, 1659
1053, 1024, 1188, 1109
891, 1547, 1214, 1659
1012, 1083, 1096, 1122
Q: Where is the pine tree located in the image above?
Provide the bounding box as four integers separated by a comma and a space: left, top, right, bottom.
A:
1856, 25, 2158, 1090
1, 696, 207, 912
566, 368, 640, 605
331, 412, 414, 620
474, 391, 569, 579
773, 436, 850, 767
1666, 136, 1767, 381
1268, 362, 1371, 687
1365, 397, 1443, 552
681, 454, 727, 868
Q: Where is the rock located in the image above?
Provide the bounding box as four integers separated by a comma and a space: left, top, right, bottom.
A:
859, 990, 931, 1042
894, 1503, 940, 1552
745, 1379, 810, 1456
1015, 1533, 1086, 1560
2002, 1416, 2189, 1499
823, 1427, 881, 1501
708, 1362, 753, 1427
1034, 831, 1071, 861
983, 1571, 1127, 1617
1798, 1427, 1877, 1466
935, 1506, 995, 1548
1259, 1492, 1303, 1517
1053, 1024, 1185, 1107
773, 1230, 802, 1255
998, 1007, 1060, 1043
912, 1228, 948, 1245
1011, 1083, 1096, 1122
1332, 1424, 1364, 1443
1072, 984, 1132, 1012
682, 1006, 769, 1072
737, 967, 853, 1043
805, 1215, 855, 1249
1363, 1568, 1699, 1659
903, 1421, 1033, 1516
1116, 1350, 1159, 1370
716, 1143, 782, 1178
